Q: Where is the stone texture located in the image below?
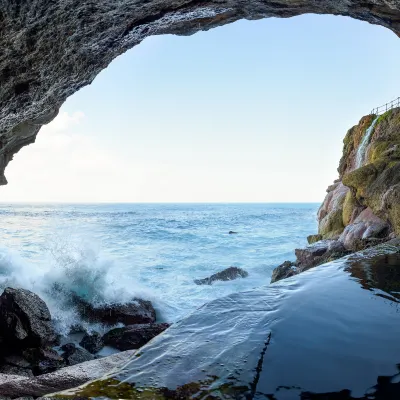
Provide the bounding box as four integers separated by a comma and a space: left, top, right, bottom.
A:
0, 350, 136, 397
79, 332, 104, 354
0, 288, 57, 348
61, 344, 94, 366
270, 261, 298, 283
295, 240, 349, 272
73, 295, 156, 326
0, 1, 400, 184
194, 266, 248, 285
103, 323, 170, 351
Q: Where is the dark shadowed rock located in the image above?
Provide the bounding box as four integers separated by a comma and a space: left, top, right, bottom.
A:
0, 288, 57, 348
271, 261, 298, 283
103, 323, 170, 351
194, 267, 249, 285
61, 344, 94, 366
0, 355, 33, 377
22, 348, 65, 376
72, 295, 156, 326
295, 240, 349, 271
79, 332, 104, 354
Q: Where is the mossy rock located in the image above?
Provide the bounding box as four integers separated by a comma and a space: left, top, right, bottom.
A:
367, 140, 400, 164
318, 209, 345, 239
307, 234, 323, 244
342, 190, 360, 226
342, 161, 387, 201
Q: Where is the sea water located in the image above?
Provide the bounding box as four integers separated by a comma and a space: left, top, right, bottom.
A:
0, 203, 318, 335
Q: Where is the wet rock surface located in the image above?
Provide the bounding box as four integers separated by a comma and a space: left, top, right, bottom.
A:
103, 323, 170, 351
194, 266, 249, 285
61, 344, 94, 366
79, 332, 104, 355
270, 260, 298, 283
72, 295, 156, 326
57, 243, 400, 399
0, 1, 400, 184
0, 288, 57, 348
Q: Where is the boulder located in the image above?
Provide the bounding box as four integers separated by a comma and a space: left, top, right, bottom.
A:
103, 323, 170, 351
270, 261, 298, 283
339, 207, 390, 251
61, 344, 94, 366
79, 332, 104, 354
194, 267, 249, 285
72, 295, 156, 326
295, 240, 349, 271
0, 355, 33, 378
0, 288, 57, 348
22, 348, 65, 376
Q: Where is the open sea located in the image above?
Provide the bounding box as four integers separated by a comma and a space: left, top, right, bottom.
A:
0, 203, 318, 335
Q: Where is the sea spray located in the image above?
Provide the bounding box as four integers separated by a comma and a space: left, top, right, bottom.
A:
355, 115, 380, 168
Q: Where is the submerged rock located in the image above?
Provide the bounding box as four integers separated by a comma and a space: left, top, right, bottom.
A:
270, 261, 298, 283
79, 332, 104, 354
228, 231, 238, 234
61, 344, 94, 366
0, 288, 57, 348
194, 267, 249, 285
103, 323, 170, 351
72, 295, 156, 326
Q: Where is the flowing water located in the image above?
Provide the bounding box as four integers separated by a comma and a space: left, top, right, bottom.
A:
355, 115, 380, 168
0, 202, 318, 335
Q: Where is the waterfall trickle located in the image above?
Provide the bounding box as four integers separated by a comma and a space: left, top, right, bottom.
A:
355, 115, 379, 169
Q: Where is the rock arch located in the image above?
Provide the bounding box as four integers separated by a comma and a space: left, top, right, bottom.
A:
0, 0, 399, 184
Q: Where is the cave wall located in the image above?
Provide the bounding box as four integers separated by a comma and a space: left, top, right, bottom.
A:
1, 0, 400, 184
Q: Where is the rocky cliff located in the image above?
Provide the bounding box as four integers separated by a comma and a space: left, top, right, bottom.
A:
318, 109, 400, 245
1, 0, 400, 185
271, 109, 400, 283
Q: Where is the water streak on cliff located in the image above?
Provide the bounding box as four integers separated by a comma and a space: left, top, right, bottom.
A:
355, 115, 379, 169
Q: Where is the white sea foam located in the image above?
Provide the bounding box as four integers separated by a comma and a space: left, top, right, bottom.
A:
0, 203, 319, 336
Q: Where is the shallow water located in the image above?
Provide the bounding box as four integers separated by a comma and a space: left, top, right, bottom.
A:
58, 244, 400, 399
0, 203, 318, 334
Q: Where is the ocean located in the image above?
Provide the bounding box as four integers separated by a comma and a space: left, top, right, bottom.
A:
0, 203, 318, 336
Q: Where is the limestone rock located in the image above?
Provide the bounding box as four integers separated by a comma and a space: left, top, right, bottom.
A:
103, 323, 170, 351
0, 2, 400, 184
0, 288, 57, 348
194, 266, 248, 285
0, 350, 136, 397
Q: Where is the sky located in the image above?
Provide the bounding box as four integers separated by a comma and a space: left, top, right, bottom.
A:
2, 14, 400, 203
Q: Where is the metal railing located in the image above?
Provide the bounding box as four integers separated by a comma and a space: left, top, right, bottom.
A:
370, 97, 400, 115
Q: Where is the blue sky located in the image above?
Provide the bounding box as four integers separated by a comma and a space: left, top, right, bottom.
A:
2, 14, 400, 202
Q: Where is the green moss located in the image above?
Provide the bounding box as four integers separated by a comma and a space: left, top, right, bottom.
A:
318, 209, 345, 239
376, 109, 393, 126
307, 234, 323, 244
342, 191, 358, 226
342, 162, 387, 201
52, 376, 250, 399
368, 141, 400, 164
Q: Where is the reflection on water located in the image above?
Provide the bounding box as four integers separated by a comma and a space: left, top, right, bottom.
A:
345, 253, 400, 302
